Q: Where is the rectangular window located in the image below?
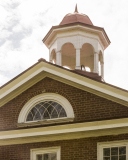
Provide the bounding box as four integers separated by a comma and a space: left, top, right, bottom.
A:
97, 141, 128, 160
103, 146, 126, 160
36, 153, 57, 160
31, 146, 60, 160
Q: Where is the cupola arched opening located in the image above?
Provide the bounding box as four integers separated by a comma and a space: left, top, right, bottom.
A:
18, 93, 74, 126
61, 43, 76, 70
80, 43, 94, 72
50, 49, 56, 64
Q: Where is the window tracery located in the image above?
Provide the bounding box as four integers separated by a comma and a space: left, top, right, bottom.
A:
26, 101, 67, 122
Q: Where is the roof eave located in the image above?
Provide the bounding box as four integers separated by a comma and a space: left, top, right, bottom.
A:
43, 22, 111, 49
0, 60, 128, 108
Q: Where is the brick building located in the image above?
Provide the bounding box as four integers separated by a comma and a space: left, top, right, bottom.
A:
0, 5, 128, 160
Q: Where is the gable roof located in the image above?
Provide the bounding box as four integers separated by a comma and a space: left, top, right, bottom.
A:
0, 58, 128, 108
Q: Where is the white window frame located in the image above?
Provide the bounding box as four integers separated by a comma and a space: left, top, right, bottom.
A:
18, 93, 74, 126
97, 140, 128, 160
31, 146, 61, 160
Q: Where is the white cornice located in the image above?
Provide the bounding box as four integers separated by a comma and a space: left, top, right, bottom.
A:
1, 118, 128, 145
44, 25, 109, 49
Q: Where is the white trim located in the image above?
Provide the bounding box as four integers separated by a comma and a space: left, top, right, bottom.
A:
18, 93, 74, 123
43, 67, 128, 101
44, 25, 109, 48
1, 66, 128, 103
2, 117, 128, 140
31, 146, 61, 160
0, 67, 44, 99
97, 140, 128, 160
17, 117, 74, 127
49, 29, 105, 51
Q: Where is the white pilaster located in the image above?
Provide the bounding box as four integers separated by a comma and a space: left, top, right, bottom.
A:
56, 51, 62, 66
49, 51, 52, 62
93, 52, 99, 73
101, 62, 104, 78
75, 49, 81, 69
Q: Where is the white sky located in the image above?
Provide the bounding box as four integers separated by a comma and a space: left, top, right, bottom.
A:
0, 0, 128, 90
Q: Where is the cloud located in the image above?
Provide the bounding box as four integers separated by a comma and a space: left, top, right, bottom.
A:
0, 0, 128, 90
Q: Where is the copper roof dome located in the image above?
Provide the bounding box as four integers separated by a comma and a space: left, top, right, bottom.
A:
60, 5, 93, 26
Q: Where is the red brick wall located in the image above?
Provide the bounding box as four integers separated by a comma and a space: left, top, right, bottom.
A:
0, 134, 128, 160
0, 77, 128, 131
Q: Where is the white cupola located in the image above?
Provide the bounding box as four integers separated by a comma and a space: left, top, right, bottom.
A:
43, 5, 110, 79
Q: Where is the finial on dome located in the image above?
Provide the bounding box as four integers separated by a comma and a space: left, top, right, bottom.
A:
74, 4, 78, 13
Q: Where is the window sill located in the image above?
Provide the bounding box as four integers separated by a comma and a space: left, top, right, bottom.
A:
17, 117, 74, 128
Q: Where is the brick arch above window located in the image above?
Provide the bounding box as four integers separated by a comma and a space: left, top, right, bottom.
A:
18, 93, 74, 127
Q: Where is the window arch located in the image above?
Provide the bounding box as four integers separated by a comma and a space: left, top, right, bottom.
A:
18, 93, 74, 126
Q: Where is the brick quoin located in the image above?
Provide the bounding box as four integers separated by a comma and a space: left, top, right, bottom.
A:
0, 134, 128, 160
0, 77, 128, 131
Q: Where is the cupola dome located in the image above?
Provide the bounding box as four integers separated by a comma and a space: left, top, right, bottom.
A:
60, 4, 93, 26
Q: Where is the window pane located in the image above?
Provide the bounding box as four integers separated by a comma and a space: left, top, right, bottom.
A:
119, 155, 126, 160
31, 107, 37, 115
111, 147, 118, 155
34, 111, 41, 120
39, 107, 45, 115
59, 108, 67, 117
104, 148, 110, 156
26, 112, 33, 121
40, 102, 45, 106
51, 102, 58, 107
43, 154, 49, 160
35, 104, 41, 110
43, 110, 50, 119
119, 147, 126, 155
51, 110, 58, 118
36, 154, 42, 160
111, 156, 118, 160
104, 157, 110, 160
47, 105, 54, 115
48, 101, 53, 105
55, 104, 62, 113
51, 153, 57, 160
43, 102, 49, 109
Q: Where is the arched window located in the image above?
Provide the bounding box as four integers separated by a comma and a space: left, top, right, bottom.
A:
18, 93, 74, 127
26, 101, 67, 122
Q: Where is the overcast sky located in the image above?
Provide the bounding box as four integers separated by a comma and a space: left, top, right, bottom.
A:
0, 0, 128, 90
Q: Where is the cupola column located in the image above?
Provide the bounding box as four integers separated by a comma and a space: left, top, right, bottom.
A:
93, 52, 99, 73
101, 62, 104, 78
49, 51, 52, 63
56, 51, 62, 66
75, 48, 81, 69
